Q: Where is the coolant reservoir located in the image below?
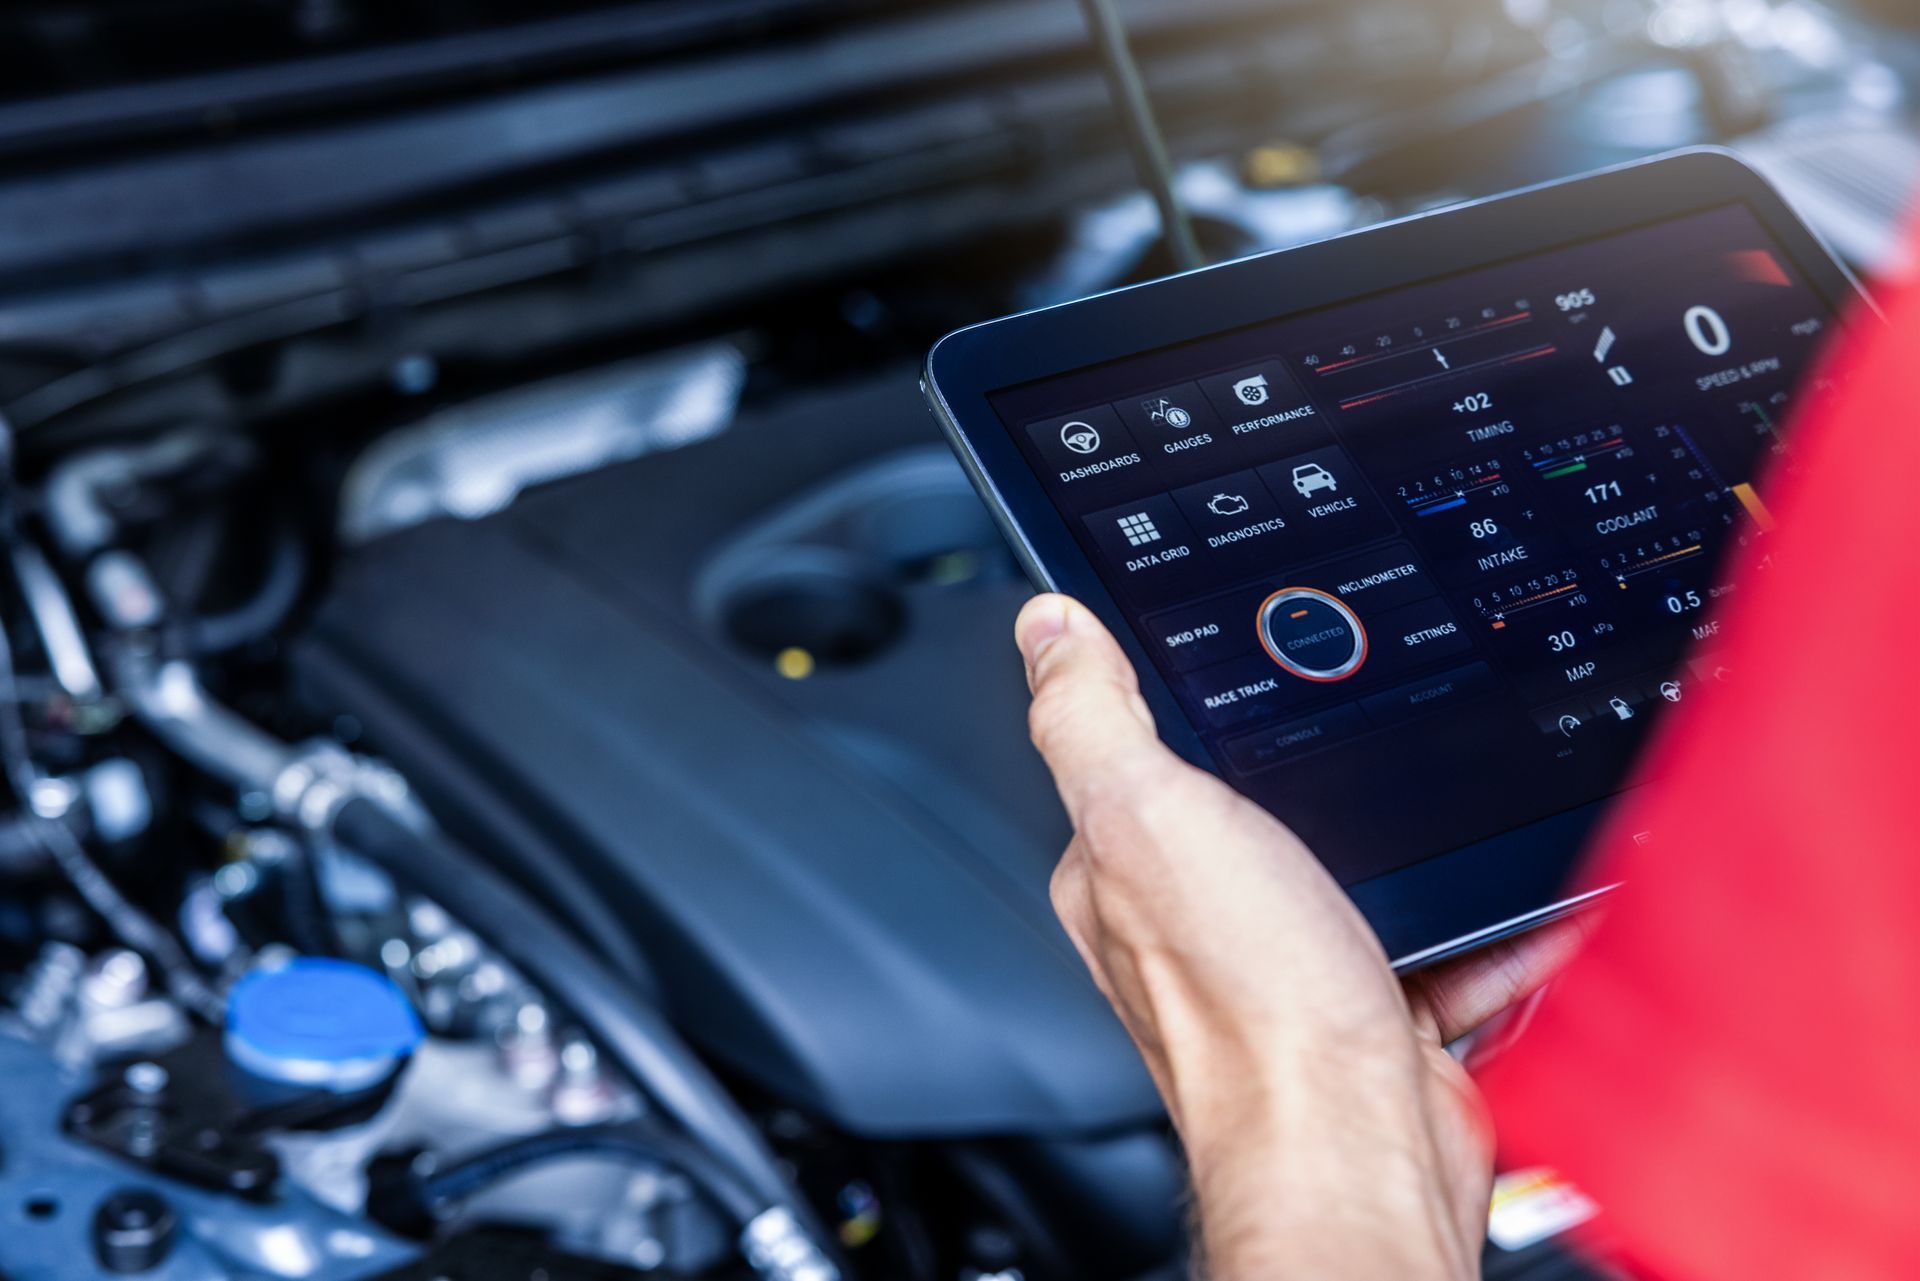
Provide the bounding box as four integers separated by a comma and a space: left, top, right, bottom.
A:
224, 958, 422, 1093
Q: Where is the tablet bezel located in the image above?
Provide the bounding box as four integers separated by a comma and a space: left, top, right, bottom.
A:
923, 147, 1870, 968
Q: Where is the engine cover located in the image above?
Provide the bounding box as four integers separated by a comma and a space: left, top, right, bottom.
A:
297, 370, 1160, 1138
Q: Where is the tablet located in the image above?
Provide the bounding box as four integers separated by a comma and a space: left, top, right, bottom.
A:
924, 149, 1869, 966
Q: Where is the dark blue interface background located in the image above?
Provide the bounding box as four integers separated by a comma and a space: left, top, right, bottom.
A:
990, 203, 1840, 886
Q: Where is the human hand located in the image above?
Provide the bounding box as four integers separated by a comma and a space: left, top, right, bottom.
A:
1015, 593, 1592, 1281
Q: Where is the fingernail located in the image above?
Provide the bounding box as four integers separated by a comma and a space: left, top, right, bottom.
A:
1016, 596, 1074, 669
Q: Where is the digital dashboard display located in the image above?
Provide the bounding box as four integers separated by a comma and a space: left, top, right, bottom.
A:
989, 203, 1842, 888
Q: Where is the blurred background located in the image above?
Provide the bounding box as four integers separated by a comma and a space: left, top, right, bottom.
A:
0, 4, 1909, 1281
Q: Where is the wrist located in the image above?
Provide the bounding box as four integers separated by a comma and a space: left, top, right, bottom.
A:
1189, 1138, 1475, 1281
1171, 1039, 1478, 1281
1159, 998, 1430, 1151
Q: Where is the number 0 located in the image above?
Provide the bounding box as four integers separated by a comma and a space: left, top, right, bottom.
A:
1684, 305, 1731, 356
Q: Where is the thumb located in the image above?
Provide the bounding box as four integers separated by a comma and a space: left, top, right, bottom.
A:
1015, 594, 1174, 827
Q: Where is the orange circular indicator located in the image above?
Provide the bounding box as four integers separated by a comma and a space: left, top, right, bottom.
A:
1255, 587, 1368, 682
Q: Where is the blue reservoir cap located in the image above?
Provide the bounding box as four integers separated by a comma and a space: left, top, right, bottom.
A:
225, 958, 424, 1092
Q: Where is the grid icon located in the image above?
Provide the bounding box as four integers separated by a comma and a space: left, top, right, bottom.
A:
1116, 511, 1161, 546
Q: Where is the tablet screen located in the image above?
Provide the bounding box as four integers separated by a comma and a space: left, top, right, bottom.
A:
989, 202, 1843, 886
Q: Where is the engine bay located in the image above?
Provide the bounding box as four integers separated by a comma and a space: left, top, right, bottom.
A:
0, 2, 1914, 1279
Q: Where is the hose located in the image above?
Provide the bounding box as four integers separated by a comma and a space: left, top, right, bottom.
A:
412, 1123, 764, 1228
0, 607, 40, 801
185, 524, 308, 656
288, 639, 663, 1000
0, 808, 52, 873
273, 835, 344, 959
329, 796, 840, 1280
40, 429, 232, 560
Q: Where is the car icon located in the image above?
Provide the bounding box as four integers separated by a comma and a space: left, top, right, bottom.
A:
1291, 463, 1339, 497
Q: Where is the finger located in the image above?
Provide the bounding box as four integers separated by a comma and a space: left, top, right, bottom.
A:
1406, 913, 1597, 1046
1015, 594, 1143, 696
1015, 595, 1169, 827
1014, 593, 1074, 694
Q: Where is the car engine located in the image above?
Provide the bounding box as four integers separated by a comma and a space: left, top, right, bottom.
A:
0, 2, 1912, 1279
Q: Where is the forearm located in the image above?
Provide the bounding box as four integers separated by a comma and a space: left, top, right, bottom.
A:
1175, 1048, 1484, 1281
